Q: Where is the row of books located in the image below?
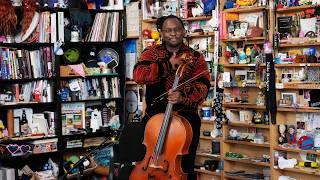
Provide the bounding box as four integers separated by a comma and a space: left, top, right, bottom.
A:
0, 47, 55, 80
86, 12, 120, 42
0, 80, 53, 105
59, 77, 120, 101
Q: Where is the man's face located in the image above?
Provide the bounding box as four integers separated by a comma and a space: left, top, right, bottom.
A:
160, 18, 185, 48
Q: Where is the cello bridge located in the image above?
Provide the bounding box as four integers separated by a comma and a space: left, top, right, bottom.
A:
149, 164, 164, 169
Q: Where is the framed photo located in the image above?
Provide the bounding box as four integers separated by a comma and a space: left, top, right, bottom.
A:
246, 71, 256, 84
281, 92, 296, 106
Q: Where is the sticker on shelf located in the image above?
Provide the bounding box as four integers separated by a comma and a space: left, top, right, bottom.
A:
276, 83, 284, 89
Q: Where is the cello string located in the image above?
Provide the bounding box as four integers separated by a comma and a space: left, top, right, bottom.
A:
151, 70, 209, 105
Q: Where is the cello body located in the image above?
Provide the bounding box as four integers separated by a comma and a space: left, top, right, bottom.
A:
129, 113, 193, 180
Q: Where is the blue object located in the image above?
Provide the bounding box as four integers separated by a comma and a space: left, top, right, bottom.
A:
202, 0, 216, 14
202, 107, 212, 119
225, 1, 235, 9
93, 146, 113, 167
309, 47, 316, 56
299, 136, 314, 150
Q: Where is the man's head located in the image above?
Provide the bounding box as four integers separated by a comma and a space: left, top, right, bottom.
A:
156, 15, 185, 52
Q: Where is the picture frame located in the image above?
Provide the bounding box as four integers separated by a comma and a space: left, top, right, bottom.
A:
246, 70, 256, 84
281, 92, 297, 106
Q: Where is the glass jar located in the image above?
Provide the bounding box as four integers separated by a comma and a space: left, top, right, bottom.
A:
70, 25, 80, 42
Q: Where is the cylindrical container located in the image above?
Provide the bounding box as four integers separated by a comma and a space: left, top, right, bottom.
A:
46, 84, 53, 102
202, 107, 212, 120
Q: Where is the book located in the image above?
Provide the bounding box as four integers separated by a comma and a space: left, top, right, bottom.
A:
51, 13, 57, 43
57, 12, 64, 42
61, 103, 85, 134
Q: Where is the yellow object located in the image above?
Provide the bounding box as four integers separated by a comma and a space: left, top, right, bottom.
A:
151, 30, 160, 40
0, 120, 4, 138
236, 0, 257, 6
298, 161, 318, 168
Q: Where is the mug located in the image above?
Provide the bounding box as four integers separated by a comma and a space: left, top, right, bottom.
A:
202, 107, 212, 120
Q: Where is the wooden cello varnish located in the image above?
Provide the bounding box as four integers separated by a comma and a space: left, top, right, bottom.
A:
130, 62, 193, 180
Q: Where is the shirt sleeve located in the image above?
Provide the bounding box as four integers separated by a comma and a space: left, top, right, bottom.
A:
180, 53, 211, 108
133, 48, 172, 84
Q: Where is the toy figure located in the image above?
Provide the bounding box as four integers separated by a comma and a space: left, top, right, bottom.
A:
278, 124, 288, 145
287, 125, 297, 145
256, 92, 265, 105
20, 110, 31, 136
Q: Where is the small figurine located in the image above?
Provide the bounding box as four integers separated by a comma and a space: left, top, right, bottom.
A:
20, 110, 31, 136
253, 112, 263, 124
256, 92, 265, 106
278, 124, 288, 145
287, 125, 297, 145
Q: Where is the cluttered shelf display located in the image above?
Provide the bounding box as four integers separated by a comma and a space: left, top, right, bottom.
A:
273, 1, 320, 179
0, 0, 124, 179
219, 0, 272, 179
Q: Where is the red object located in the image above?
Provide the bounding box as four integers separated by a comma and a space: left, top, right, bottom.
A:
142, 29, 152, 39
277, 4, 284, 9
225, 51, 231, 58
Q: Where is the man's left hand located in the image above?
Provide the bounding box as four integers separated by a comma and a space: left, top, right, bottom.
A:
168, 89, 183, 104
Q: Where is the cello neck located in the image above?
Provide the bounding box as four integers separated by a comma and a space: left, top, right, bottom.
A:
154, 74, 180, 155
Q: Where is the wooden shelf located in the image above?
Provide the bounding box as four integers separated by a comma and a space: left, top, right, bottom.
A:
0, 77, 54, 83
0, 136, 58, 143
276, 83, 320, 90
223, 63, 265, 68
276, 5, 317, 13
224, 175, 250, 180
196, 152, 221, 159
274, 146, 320, 156
0, 42, 53, 47
0, 102, 55, 108
224, 139, 270, 147
186, 32, 215, 38
60, 98, 121, 103
223, 103, 266, 110
277, 107, 320, 113
221, 37, 266, 42
126, 36, 139, 39
227, 122, 269, 129
126, 80, 138, 85
276, 167, 320, 176
279, 41, 320, 47
142, 16, 212, 23
199, 136, 221, 141
275, 63, 320, 67
223, 6, 267, 13
224, 84, 259, 88
194, 168, 222, 176
60, 73, 119, 79
224, 157, 270, 167
201, 120, 214, 124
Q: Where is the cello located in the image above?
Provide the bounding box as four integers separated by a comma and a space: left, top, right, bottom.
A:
130, 61, 193, 180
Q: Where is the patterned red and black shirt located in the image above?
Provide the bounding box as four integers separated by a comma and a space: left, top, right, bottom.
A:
133, 43, 211, 112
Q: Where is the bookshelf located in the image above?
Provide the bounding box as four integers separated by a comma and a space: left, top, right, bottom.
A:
0, 2, 126, 178
271, 3, 320, 179
219, 0, 273, 178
